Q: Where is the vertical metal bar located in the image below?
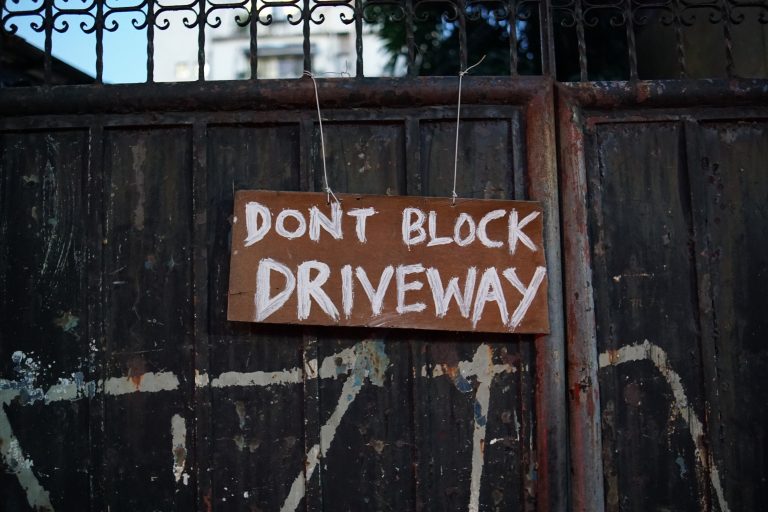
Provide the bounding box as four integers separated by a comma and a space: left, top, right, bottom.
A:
96, 0, 104, 83
539, 0, 556, 77
355, 0, 363, 77
458, 0, 467, 71
44, 0, 53, 84
575, 0, 588, 81
508, 0, 519, 75
721, 0, 735, 77
405, 0, 415, 76
147, 0, 155, 82
624, 0, 637, 80
249, 2, 258, 78
526, 79, 568, 512
198, 0, 205, 80
673, 0, 687, 78
303, 0, 311, 73
558, 83, 606, 512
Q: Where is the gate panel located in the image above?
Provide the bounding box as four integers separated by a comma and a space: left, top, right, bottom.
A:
102, 127, 197, 511
0, 79, 566, 511
588, 122, 705, 511
560, 82, 768, 512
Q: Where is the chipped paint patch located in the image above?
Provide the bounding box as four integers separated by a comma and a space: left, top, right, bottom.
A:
210, 368, 302, 388
171, 414, 187, 483
599, 340, 730, 512
53, 311, 79, 334
102, 371, 179, 395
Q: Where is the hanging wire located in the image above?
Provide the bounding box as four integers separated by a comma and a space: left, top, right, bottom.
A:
304, 70, 341, 205
452, 55, 486, 205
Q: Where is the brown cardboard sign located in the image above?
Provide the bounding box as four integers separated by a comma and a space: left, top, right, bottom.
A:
227, 191, 549, 333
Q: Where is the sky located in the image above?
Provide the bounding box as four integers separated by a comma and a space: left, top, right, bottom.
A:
9, 1, 149, 83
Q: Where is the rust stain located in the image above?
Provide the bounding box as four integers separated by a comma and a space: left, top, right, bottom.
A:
203, 490, 212, 512
636, 82, 651, 103
129, 374, 143, 389
442, 363, 459, 381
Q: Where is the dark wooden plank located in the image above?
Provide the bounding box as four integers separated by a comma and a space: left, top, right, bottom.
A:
205, 124, 307, 511
101, 127, 195, 511
589, 122, 706, 511
693, 121, 768, 512
313, 331, 416, 512
411, 335, 536, 512
0, 130, 93, 511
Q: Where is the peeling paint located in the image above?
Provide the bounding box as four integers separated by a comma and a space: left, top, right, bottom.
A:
102, 372, 179, 395
171, 414, 187, 483
53, 311, 79, 334
210, 368, 302, 388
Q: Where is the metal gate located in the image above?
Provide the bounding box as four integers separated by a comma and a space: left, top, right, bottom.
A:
1, 1, 767, 511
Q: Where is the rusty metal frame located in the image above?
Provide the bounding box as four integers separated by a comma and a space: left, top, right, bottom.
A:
557, 77, 768, 512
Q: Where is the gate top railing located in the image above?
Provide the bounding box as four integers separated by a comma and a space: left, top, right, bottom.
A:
1, 0, 767, 87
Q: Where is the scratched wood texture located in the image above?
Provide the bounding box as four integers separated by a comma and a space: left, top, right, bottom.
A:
584, 116, 768, 511
0, 106, 541, 511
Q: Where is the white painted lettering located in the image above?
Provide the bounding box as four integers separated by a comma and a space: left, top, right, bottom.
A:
309, 202, 343, 241
402, 208, 426, 247
503, 266, 547, 330
347, 208, 377, 243
477, 209, 506, 248
453, 213, 477, 247
426, 267, 477, 318
396, 264, 427, 314
255, 258, 296, 321
427, 210, 452, 247
356, 266, 394, 316
275, 209, 307, 239
341, 265, 354, 318
471, 268, 508, 328
297, 261, 339, 321
508, 209, 540, 254
244, 201, 271, 247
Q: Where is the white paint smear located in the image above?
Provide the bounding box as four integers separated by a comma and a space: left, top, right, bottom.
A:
101, 371, 179, 395
171, 414, 187, 483
210, 368, 302, 388
0, 392, 53, 511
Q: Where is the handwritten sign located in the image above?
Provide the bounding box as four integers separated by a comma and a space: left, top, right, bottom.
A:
227, 191, 549, 333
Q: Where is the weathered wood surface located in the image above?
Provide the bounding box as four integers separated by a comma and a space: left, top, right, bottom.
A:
589, 122, 706, 511
1, 103, 547, 511
573, 112, 768, 512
